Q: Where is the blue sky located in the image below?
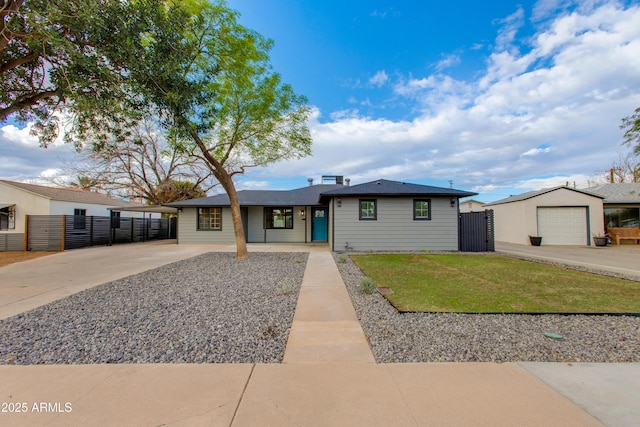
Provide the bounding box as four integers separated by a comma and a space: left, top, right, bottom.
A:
2, 0, 640, 202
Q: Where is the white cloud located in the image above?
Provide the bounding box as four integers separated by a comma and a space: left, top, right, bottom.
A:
370, 8, 400, 18
368, 70, 389, 87
435, 54, 461, 72
267, 1, 640, 201
4, 1, 640, 204
0, 122, 79, 182
1, 124, 39, 147
494, 7, 525, 51
521, 145, 552, 157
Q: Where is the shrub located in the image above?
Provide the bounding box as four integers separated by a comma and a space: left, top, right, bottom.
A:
360, 277, 376, 295
278, 281, 294, 295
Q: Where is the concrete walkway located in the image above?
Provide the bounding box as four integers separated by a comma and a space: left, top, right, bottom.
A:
0, 242, 638, 426
283, 249, 375, 363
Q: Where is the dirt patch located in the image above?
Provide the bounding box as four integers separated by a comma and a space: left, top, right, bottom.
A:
0, 252, 57, 268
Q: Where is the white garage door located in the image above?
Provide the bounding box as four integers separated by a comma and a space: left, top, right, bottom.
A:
537, 207, 588, 245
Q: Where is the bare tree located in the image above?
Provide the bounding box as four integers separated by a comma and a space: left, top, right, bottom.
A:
66, 119, 217, 204
605, 150, 640, 183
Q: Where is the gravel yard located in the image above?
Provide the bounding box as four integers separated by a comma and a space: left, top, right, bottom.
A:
2, 248, 639, 365
0, 252, 308, 364
335, 253, 640, 363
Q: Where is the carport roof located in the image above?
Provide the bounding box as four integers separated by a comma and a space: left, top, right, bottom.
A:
484, 186, 604, 206
108, 205, 178, 214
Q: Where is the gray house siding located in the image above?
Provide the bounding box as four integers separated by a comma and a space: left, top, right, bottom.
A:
332, 197, 458, 251
178, 205, 310, 244
248, 205, 307, 243
177, 207, 235, 244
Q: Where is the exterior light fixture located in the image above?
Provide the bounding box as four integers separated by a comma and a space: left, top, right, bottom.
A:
300, 209, 306, 219
337, 198, 342, 207
450, 198, 456, 208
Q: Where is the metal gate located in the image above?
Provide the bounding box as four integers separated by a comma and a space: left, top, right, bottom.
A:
459, 210, 495, 252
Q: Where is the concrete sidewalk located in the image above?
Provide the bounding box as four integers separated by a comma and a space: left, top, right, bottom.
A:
0, 242, 638, 426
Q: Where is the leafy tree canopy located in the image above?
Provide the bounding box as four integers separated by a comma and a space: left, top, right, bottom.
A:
620, 107, 640, 155
2, 0, 312, 257
1, 0, 133, 144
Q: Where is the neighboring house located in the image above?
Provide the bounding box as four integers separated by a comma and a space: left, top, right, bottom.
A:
0, 180, 152, 235
459, 199, 485, 213
584, 183, 640, 229
166, 178, 476, 252
484, 186, 605, 246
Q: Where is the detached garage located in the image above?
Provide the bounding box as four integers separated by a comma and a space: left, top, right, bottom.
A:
485, 186, 604, 246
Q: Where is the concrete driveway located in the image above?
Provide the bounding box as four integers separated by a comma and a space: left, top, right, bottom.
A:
0, 240, 222, 320
496, 242, 640, 279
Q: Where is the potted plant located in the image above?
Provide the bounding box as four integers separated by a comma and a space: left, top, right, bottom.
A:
593, 233, 608, 247
529, 235, 542, 246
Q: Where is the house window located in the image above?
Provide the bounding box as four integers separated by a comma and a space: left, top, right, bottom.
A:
198, 208, 222, 230
414, 199, 431, 220
73, 208, 87, 229
359, 199, 377, 220
265, 207, 293, 229
605, 207, 640, 228
0, 205, 15, 230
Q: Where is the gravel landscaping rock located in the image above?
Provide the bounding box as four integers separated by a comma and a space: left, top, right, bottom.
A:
0, 252, 308, 364
335, 253, 640, 363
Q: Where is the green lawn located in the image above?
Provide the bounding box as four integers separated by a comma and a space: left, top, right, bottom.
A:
350, 254, 640, 313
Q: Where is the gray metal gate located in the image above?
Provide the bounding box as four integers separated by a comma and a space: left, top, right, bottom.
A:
459, 210, 495, 252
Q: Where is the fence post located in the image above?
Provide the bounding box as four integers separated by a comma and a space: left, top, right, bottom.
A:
89, 216, 94, 246
24, 214, 29, 251
61, 215, 65, 252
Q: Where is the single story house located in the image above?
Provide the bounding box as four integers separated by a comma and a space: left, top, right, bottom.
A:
166, 178, 476, 251
484, 186, 605, 246
0, 179, 154, 235
585, 183, 640, 229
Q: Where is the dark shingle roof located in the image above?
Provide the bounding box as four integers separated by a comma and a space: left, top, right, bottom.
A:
166, 180, 477, 207
484, 186, 604, 206
167, 180, 477, 207
166, 184, 344, 207
0, 180, 135, 207
320, 179, 477, 198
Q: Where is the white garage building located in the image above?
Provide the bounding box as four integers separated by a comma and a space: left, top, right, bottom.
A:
485, 186, 605, 246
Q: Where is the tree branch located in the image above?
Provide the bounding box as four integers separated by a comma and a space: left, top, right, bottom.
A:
0, 89, 59, 121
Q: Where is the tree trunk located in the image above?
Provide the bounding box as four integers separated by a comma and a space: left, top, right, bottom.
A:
216, 170, 248, 259
186, 126, 248, 258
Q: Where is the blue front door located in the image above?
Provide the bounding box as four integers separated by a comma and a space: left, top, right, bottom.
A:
312, 207, 328, 241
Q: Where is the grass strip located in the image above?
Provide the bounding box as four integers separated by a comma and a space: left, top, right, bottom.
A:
350, 254, 640, 313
